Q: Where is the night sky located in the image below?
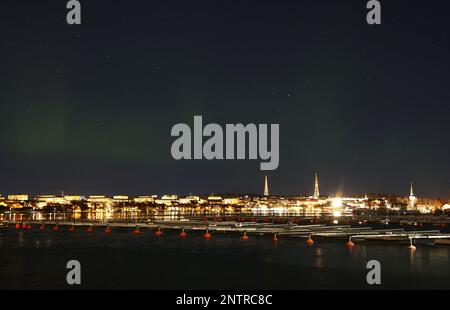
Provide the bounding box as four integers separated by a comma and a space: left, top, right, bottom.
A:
0, 0, 449, 198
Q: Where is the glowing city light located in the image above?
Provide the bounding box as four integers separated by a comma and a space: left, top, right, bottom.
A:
333, 210, 342, 217
331, 198, 343, 208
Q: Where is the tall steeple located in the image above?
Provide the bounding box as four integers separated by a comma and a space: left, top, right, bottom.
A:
313, 173, 320, 199
409, 181, 416, 209
264, 175, 269, 196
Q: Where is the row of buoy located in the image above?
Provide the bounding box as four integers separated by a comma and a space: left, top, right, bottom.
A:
343, 237, 417, 251
14, 223, 33, 229
8, 223, 421, 249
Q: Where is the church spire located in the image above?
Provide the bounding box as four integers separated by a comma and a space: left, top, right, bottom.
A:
264, 175, 269, 196
313, 173, 320, 199
409, 181, 416, 210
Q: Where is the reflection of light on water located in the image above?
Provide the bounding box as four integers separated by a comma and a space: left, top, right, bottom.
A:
272, 207, 287, 215
252, 205, 303, 216
7, 206, 351, 223
18, 232, 23, 244
314, 247, 323, 268
332, 219, 339, 224
409, 247, 415, 266
252, 205, 269, 212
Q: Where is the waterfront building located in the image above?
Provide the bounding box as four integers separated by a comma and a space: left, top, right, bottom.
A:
64, 195, 83, 201
113, 195, 129, 202
223, 197, 240, 205
7, 194, 29, 201
134, 196, 156, 203
207, 195, 223, 205
87, 195, 109, 203
35, 195, 69, 208
156, 195, 178, 206
179, 195, 200, 204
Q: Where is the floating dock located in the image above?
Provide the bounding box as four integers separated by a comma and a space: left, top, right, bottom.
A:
1, 218, 450, 246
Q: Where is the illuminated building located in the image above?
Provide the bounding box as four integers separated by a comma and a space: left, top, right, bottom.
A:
88, 195, 106, 201
161, 195, 178, 200
64, 195, 83, 201
301, 198, 321, 206
179, 195, 200, 204
7, 194, 29, 201
156, 195, 178, 206
35, 195, 68, 206
207, 195, 223, 203
34, 195, 84, 208
113, 195, 129, 202
87, 196, 112, 204
223, 198, 240, 205
134, 196, 156, 203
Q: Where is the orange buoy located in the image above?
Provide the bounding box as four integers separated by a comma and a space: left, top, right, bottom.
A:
22, 223, 27, 229
241, 231, 249, 241
53, 225, 60, 231
440, 223, 446, 229
133, 226, 141, 235
155, 227, 163, 237
68, 225, 76, 232
346, 238, 355, 248
306, 236, 314, 246
179, 228, 188, 238
203, 229, 212, 240
408, 239, 416, 250
273, 234, 279, 242
39, 224, 45, 231
104, 226, 112, 234
26, 224, 32, 230
15, 223, 21, 229
86, 226, 94, 233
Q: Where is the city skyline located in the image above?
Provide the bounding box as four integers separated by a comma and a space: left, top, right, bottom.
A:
0, 175, 446, 200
